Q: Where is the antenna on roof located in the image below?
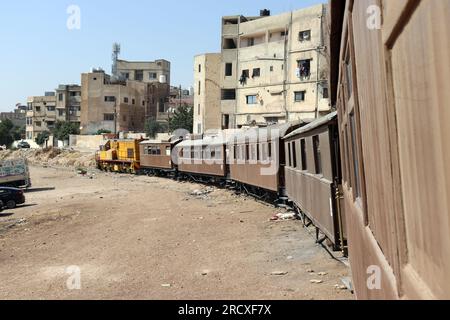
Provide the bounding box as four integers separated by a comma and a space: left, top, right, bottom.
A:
111, 43, 121, 81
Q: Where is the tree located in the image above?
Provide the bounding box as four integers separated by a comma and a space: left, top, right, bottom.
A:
96, 129, 112, 135
35, 131, 51, 146
169, 105, 193, 133
145, 118, 168, 139
0, 119, 15, 147
52, 121, 80, 141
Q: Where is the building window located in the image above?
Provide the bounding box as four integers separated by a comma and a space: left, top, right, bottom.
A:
47, 121, 55, 128
198, 64, 201, 73
223, 38, 237, 49
301, 139, 307, 170
197, 123, 202, 134
225, 63, 233, 76
246, 95, 258, 105
149, 72, 157, 79
58, 93, 64, 101
35, 121, 41, 127
135, 70, 144, 81
247, 38, 255, 47
35, 106, 41, 112
294, 91, 306, 102
104, 114, 114, 121
58, 110, 64, 117
104, 96, 116, 102
47, 106, 55, 111
281, 30, 289, 37
26, 118, 32, 125
313, 135, 322, 175
252, 68, 261, 78
240, 69, 249, 85
297, 59, 311, 79
198, 104, 201, 116
299, 30, 311, 41
132, 99, 135, 105
270, 66, 274, 72
124, 97, 129, 103
322, 87, 329, 99
198, 81, 201, 95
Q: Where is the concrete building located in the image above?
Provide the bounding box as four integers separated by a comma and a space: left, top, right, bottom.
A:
117, 59, 171, 85
0, 105, 26, 127
193, 53, 221, 134
55, 85, 82, 128
80, 69, 170, 134
25, 85, 82, 141
196, 4, 330, 130
26, 93, 57, 140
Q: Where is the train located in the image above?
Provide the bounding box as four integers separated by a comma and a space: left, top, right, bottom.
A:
96, 116, 346, 253
95, 0, 449, 300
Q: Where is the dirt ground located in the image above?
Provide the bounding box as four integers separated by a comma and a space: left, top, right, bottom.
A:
0, 165, 353, 300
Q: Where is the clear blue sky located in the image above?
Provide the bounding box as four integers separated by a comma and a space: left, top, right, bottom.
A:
0, 0, 324, 112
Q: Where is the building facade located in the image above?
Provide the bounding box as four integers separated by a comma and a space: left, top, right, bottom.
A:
195, 4, 330, 130
193, 53, 221, 134
0, 105, 26, 128
80, 70, 170, 134
55, 85, 82, 129
26, 93, 58, 140
117, 59, 171, 85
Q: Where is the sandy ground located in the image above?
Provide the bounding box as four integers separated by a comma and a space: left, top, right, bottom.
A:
0, 165, 353, 300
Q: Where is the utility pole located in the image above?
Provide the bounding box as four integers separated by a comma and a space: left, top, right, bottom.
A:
114, 98, 117, 136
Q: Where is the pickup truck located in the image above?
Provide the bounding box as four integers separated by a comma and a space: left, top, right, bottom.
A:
0, 158, 31, 188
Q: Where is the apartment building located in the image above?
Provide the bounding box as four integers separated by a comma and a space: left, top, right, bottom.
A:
196, 4, 330, 130
117, 59, 171, 85
55, 85, 82, 128
193, 53, 221, 134
0, 105, 26, 127
26, 92, 57, 140
80, 70, 170, 134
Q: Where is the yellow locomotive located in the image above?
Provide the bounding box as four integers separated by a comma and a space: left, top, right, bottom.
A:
96, 139, 143, 174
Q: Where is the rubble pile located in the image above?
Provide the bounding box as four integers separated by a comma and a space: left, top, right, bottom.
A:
0, 148, 95, 169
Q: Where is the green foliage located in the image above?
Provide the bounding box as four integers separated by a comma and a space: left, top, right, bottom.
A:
169, 105, 193, 133
145, 119, 168, 139
0, 119, 18, 147
35, 131, 51, 146
96, 129, 112, 135
52, 121, 80, 141
11, 125, 25, 141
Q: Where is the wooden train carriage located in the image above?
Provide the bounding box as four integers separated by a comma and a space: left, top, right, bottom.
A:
283, 112, 346, 250
97, 139, 142, 173
139, 138, 182, 174
229, 122, 302, 196
176, 135, 228, 179
330, 0, 450, 299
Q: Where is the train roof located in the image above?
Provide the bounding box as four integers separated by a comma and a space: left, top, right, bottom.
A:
283, 111, 338, 139
140, 137, 182, 145
177, 134, 231, 148
230, 121, 303, 142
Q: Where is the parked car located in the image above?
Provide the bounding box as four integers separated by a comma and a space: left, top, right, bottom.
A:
17, 141, 31, 149
0, 187, 26, 209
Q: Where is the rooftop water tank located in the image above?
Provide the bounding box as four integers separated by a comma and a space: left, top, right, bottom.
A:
159, 74, 167, 84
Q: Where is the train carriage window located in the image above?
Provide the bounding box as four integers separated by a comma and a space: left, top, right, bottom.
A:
245, 144, 250, 161
292, 142, 297, 169
127, 148, 134, 159
166, 147, 171, 156
313, 136, 322, 175
345, 52, 353, 98
288, 143, 292, 167
257, 144, 260, 162
350, 113, 362, 198
268, 142, 272, 159
191, 147, 195, 159
301, 139, 307, 171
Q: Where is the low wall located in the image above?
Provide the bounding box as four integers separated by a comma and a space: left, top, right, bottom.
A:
69, 135, 106, 151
